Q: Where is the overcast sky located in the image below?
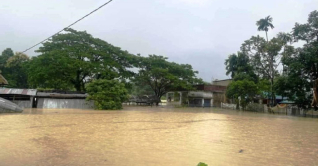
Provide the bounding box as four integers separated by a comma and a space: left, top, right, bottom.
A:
0, 0, 317, 82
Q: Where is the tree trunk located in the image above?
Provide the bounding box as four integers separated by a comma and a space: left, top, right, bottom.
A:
155, 94, 162, 106
74, 70, 82, 92
265, 30, 271, 106
271, 56, 274, 106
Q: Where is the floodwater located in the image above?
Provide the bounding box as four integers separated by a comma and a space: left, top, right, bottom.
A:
1, 107, 318, 166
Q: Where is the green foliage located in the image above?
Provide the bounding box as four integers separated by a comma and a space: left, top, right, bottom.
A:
0, 48, 14, 67
225, 52, 257, 82
256, 15, 274, 41
129, 82, 154, 96
225, 54, 238, 78
5, 52, 30, 88
293, 10, 318, 43
133, 55, 202, 104
258, 79, 270, 98
273, 10, 318, 109
197, 162, 208, 166
226, 79, 259, 110
240, 35, 283, 80
26, 28, 136, 91
225, 51, 261, 109
86, 79, 128, 110
0, 49, 30, 88
0, 48, 14, 83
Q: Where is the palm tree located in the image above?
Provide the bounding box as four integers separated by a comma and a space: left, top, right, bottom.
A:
256, 15, 274, 105
225, 54, 238, 78
256, 16, 274, 42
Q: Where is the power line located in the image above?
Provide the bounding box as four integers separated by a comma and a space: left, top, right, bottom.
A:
21, 0, 114, 53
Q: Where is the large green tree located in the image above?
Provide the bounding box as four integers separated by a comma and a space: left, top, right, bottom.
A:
134, 55, 202, 105
241, 35, 283, 105
5, 52, 30, 88
226, 79, 259, 110
274, 10, 318, 109
27, 28, 135, 91
0, 48, 14, 80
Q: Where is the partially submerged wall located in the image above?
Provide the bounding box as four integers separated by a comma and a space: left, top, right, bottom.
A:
37, 98, 94, 109
12, 101, 32, 109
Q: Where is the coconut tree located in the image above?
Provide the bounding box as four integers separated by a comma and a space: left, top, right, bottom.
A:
256, 16, 275, 42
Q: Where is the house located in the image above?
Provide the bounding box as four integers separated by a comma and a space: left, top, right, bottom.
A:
0, 88, 37, 108
166, 84, 228, 107
188, 91, 213, 107
36, 90, 94, 109
0, 88, 94, 109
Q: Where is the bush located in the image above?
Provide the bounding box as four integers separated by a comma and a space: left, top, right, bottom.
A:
86, 79, 128, 110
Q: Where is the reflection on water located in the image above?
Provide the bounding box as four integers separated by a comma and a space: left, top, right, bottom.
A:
1, 107, 318, 166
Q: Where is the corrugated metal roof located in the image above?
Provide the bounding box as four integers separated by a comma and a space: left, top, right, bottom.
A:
36, 92, 87, 98
0, 88, 37, 96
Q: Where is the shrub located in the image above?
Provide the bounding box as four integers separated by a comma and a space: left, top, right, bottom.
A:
86, 79, 128, 110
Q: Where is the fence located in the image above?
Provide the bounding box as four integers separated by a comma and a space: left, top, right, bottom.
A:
221, 102, 318, 118
221, 103, 236, 110
246, 103, 265, 112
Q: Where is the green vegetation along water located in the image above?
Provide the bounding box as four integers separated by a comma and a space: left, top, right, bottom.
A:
1, 107, 318, 166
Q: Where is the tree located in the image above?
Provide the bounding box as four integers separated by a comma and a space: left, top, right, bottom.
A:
86, 79, 128, 110
293, 10, 318, 43
273, 10, 318, 109
225, 52, 257, 82
277, 32, 293, 75
256, 16, 274, 42
5, 52, 30, 88
256, 15, 276, 105
273, 76, 289, 101
226, 79, 259, 110
225, 54, 238, 78
241, 35, 283, 105
0, 48, 14, 80
129, 82, 154, 96
27, 28, 135, 91
241, 36, 269, 78
134, 55, 202, 105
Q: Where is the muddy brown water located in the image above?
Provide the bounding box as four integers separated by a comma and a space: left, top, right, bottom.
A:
1, 106, 318, 166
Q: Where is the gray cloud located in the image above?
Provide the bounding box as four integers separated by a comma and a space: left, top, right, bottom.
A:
1, 0, 317, 81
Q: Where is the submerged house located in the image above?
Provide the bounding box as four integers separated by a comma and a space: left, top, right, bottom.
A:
166, 83, 228, 107
0, 88, 94, 109
0, 88, 37, 109
188, 91, 213, 107
36, 91, 94, 109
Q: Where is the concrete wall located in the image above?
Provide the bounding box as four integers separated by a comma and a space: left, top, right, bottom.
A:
37, 98, 94, 109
